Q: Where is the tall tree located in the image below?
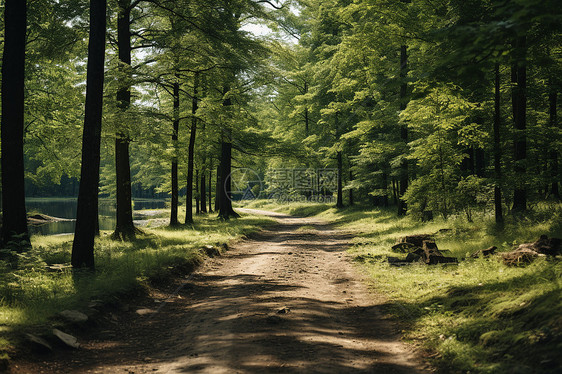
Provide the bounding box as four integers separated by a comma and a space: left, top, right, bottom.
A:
1, 0, 30, 249
493, 63, 504, 224
112, 0, 137, 239
512, 35, 527, 212
185, 72, 199, 224
170, 77, 180, 226
71, 0, 108, 268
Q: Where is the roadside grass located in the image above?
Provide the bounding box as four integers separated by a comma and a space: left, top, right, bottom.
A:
326, 204, 562, 373
0, 212, 273, 357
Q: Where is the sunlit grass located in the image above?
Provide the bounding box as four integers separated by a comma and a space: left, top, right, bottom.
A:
0, 212, 273, 355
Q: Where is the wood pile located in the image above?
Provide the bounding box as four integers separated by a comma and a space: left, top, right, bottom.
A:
388, 235, 458, 266
501, 235, 561, 266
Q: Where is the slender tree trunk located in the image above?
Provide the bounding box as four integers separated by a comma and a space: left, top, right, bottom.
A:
348, 169, 354, 206
201, 172, 207, 213
215, 164, 220, 212
550, 91, 559, 198
169, 80, 180, 226
217, 88, 239, 220
512, 36, 527, 212
71, 0, 107, 268
304, 82, 309, 137
112, 0, 136, 240
217, 138, 239, 219
336, 151, 344, 208
398, 44, 409, 216
208, 168, 213, 213
493, 64, 504, 224
195, 170, 200, 215
185, 72, 199, 224
1, 0, 29, 249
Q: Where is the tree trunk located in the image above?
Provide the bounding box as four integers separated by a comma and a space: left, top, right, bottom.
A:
304, 82, 309, 137
550, 91, 559, 198
217, 139, 239, 219
185, 72, 199, 224
336, 151, 344, 208
195, 170, 200, 215
512, 36, 527, 212
201, 171, 207, 213
1, 0, 29, 249
398, 44, 409, 216
169, 80, 180, 226
493, 64, 503, 224
112, 0, 136, 240
208, 168, 213, 213
349, 170, 354, 206
71, 0, 107, 268
215, 164, 220, 212
217, 87, 239, 220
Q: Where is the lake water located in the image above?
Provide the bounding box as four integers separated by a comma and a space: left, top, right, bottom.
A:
26, 198, 167, 236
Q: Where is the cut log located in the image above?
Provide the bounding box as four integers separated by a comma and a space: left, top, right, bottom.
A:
399, 234, 434, 247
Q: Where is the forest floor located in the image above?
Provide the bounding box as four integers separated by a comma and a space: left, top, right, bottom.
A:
8, 209, 430, 373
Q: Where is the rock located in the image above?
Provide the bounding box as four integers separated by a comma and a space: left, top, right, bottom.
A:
136, 308, 155, 316
59, 310, 88, 323
277, 307, 291, 314
471, 246, 497, 258
52, 329, 80, 348
25, 333, 52, 352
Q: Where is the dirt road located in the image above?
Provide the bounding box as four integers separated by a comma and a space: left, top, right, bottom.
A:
12, 210, 429, 373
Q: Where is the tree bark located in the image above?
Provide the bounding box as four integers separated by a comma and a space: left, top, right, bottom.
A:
336, 151, 344, 208
185, 72, 199, 224
208, 168, 213, 213
215, 164, 220, 212
1, 0, 29, 249
217, 88, 239, 220
493, 64, 504, 224
1, 0, 30, 251
512, 36, 527, 212
112, 0, 136, 240
169, 80, 180, 226
349, 169, 354, 206
195, 170, 200, 215
304, 82, 309, 137
398, 44, 409, 216
550, 91, 559, 198
201, 171, 207, 213
71, 0, 107, 268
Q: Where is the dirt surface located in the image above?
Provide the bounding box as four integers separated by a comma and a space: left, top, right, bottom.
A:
10, 209, 430, 373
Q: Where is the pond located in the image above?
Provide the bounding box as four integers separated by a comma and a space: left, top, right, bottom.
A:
26, 198, 168, 236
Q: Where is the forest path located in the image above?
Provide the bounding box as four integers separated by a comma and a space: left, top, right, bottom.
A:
12, 209, 429, 374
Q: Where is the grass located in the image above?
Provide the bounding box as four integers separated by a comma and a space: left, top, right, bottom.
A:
0, 211, 273, 357
245, 199, 562, 373
324, 203, 561, 373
